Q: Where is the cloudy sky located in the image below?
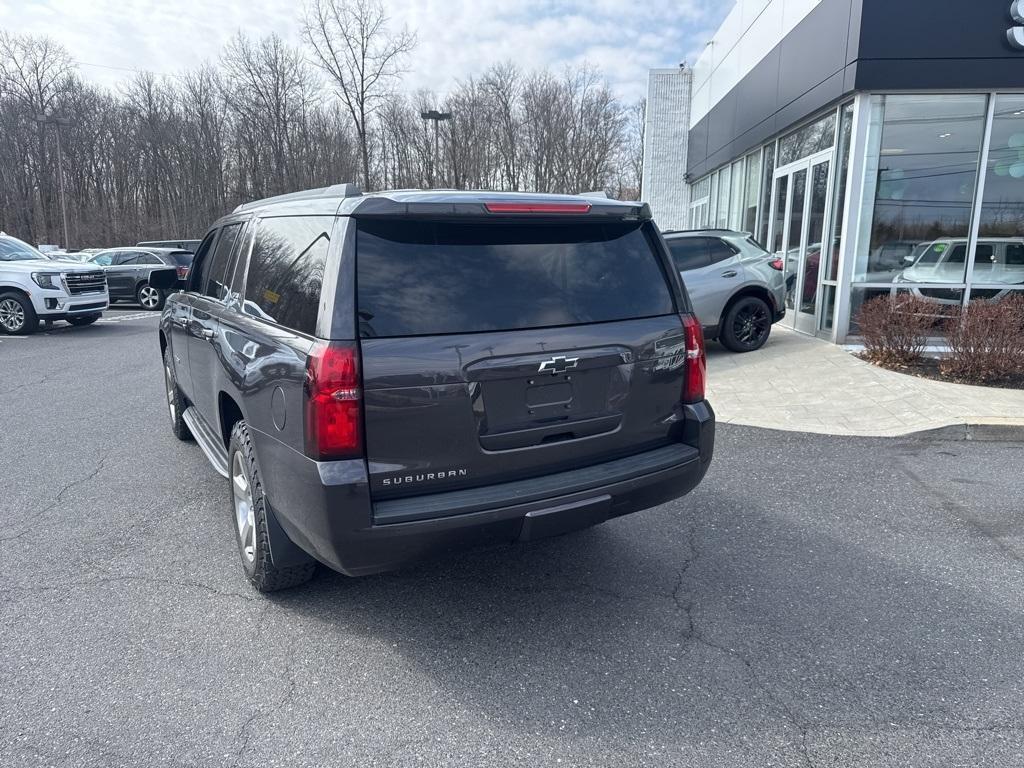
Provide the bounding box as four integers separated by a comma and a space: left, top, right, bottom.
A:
4, 0, 729, 101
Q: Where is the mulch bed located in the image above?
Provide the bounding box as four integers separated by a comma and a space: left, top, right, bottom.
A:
862, 355, 1024, 390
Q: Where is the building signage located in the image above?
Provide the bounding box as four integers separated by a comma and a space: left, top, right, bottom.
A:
1009, 0, 1024, 49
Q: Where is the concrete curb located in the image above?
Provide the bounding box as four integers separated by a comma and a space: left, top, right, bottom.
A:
904, 423, 1024, 442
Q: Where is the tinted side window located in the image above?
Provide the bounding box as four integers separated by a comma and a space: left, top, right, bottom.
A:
708, 238, 737, 264
92, 253, 114, 266
667, 238, 711, 271
357, 220, 674, 338
203, 222, 242, 300
243, 216, 331, 335
136, 253, 162, 265
118, 253, 139, 266
226, 222, 254, 304
188, 232, 218, 293
1006, 244, 1024, 266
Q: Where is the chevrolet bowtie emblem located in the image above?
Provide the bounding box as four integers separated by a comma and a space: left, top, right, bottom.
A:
537, 355, 580, 374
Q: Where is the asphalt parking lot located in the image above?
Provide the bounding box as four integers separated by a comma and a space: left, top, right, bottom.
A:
2, 309, 1024, 767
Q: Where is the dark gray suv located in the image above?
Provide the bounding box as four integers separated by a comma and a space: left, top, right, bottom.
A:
157, 186, 715, 591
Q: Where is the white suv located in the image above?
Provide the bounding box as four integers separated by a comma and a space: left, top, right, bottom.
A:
0, 232, 109, 334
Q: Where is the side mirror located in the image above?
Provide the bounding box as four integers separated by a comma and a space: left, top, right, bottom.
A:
148, 267, 179, 290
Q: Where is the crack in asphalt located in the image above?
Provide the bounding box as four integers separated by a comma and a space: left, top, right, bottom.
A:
671, 515, 817, 768
231, 620, 299, 767
0, 573, 257, 605
1, 457, 109, 547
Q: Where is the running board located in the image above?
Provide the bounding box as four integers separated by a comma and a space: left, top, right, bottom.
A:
182, 406, 229, 478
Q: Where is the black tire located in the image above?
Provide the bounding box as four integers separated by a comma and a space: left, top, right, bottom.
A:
137, 281, 165, 310
0, 291, 39, 335
228, 420, 316, 592
67, 313, 101, 327
163, 347, 192, 441
720, 296, 773, 353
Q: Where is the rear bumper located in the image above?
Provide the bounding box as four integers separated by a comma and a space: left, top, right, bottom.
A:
255, 401, 715, 576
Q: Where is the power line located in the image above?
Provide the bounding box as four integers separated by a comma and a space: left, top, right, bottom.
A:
74, 59, 186, 80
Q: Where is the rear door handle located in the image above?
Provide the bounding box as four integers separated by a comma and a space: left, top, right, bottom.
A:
721, 270, 738, 278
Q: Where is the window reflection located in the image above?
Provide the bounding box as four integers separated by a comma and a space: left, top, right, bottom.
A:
856, 94, 987, 284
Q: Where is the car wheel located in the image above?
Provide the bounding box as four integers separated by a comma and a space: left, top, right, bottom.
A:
228, 420, 316, 592
163, 347, 192, 441
0, 292, 39, 335
67, 314, 101, 327
720, 296, 772, 353
137, 282, 165, 310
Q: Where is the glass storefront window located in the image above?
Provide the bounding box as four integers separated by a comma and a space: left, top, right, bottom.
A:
743, 151, 761, 235
778, 113, 836, 166
854, 94, 988, 284
716, 164, 731, 228
758, 143, 776, 244
729, 160, 744, 230
824, 102, 854, 282
974, 94, 1024, 290
709, 173, 718, 228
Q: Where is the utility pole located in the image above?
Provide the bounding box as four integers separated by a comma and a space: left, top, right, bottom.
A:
420, 110, 452, 188
35, 114, 72, 248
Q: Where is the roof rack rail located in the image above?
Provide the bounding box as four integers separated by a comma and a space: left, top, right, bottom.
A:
233, 183, 362, 213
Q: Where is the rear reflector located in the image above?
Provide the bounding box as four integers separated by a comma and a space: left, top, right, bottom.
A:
681, 314, 706, 404
484, 202, 592, 214
304, 341, 362, 460
768, 258, 784, 271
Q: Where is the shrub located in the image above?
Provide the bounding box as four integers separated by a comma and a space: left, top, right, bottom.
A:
854, 294, 937, 367
940, 294, 1024, 384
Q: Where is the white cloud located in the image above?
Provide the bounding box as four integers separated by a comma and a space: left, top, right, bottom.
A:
5, 0, 729, 101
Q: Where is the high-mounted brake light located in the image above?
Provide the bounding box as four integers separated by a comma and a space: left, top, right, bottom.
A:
680, 314, 706, 404
484, 202, 592, 214
304, 341, 362, 460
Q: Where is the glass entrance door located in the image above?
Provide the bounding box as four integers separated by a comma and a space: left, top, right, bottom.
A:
768, 152, 833, 334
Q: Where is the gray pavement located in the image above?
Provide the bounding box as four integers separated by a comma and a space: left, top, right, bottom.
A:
1, 310, 1024, 767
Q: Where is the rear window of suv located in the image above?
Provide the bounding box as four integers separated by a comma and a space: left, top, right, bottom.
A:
356, 220, 675, 338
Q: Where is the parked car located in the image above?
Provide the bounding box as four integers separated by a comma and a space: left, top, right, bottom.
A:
0, 232, 109, 334
893, 237, 1024, 305
662, 229, 786, 352
90, 247, 193, 309
137, 239, 200, 252
156, 186, 715, 591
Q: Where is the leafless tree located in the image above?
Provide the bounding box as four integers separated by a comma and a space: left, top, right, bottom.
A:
301, 0, 415, 190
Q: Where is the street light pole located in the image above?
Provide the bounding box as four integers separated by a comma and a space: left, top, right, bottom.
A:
35, 114, 72, 248
420, 110, 452, 188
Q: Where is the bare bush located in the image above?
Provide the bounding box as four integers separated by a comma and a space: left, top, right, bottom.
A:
854, 294, 937, 367
940, 295, 1024, 384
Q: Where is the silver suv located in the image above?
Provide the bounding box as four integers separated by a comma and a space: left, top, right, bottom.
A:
663, 229, 786, 352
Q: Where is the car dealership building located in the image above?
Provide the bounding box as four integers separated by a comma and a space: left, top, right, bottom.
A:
642, 0, 1024, 342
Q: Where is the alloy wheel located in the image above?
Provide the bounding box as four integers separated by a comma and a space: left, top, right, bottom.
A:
734, 304, 770, 346
139, 285, 160, 309
0, 298, 25, 332
231, 452, 256, 563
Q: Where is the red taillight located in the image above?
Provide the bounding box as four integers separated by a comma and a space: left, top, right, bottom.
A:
769, 258, 784, 271
484, 202, 592, 214
304, 341, 362, 460
681, 314, 706, 404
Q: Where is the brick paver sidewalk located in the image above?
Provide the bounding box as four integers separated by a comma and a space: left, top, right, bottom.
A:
706, 326, 1024, 437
